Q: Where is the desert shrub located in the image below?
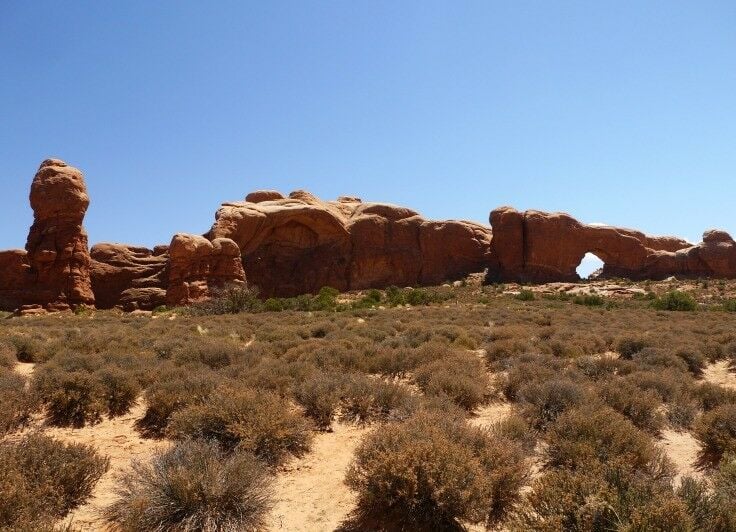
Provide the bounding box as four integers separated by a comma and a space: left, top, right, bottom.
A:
598, 379, 664, 433
634, 348, 690, 373
95, 367, 141, 417
173, 339, 242, 369
138, 366, 219, 436
105, 440, 272, 531
345, 412, 527, 529
667, 395, 699, 430
723, 299, 736, 312
511, 465, 689, 532
499, 354, 568, 400
576, 354, 632, 381
516, 289, 535, 301
340, 375, 415, 423
0, 369, 38, 434
691, 382, 736, 411
414, 352, 487, 410
624, 369, 684, 403
617, 336, 649, 360
675, 348, 707, 376
365, 347, 420, 377
517, 378, 590, 429
0, 434, 108, 529
651, 290, 698, 311
293, 372, 344, 430
10, 335, 47, 363
492, 414, 537, 452
33, 368, 107, 427
166, 386, 313, 464
545, 406, 662, 473
694, 404, 736, 463
573, 293, 605, 306
190, 285, 263, 315
678, 455, 736, 531
0, 341, 15, 368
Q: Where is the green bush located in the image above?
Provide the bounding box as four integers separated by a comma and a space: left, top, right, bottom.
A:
166, 386, 313, 465
723, 299, 736, 312
0, 434, 108, 529
573, 294, 605, 306
345, 413, 527, 529
515, 289, 535, 301
651, 290, 698, 311
694, 404, 736, 463
105, 440, 272, 531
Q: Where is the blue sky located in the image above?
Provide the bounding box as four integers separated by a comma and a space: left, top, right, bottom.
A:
1, 1, 735, 269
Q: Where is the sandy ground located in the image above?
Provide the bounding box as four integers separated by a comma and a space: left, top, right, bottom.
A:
469, 401, 512, 429
54, 399, 169, 530
265, 422, 370, 532
656, 360, 736, 486
658, 429, 702, 485
703, 360, 736, 390
10, 362, 167, 531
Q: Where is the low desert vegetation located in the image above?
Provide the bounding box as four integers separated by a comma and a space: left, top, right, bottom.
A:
1, 278, 736, 529
105, 439, 272, 532
0, 434, 108, 530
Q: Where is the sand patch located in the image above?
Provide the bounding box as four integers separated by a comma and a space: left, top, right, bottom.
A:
469, 402, 512, 429
52, 399, 169, 530
658, 429, 702, 485
266, 422, 370, 532
703, 360, 736, 390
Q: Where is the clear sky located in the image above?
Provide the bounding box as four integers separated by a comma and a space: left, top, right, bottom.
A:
1, 1, 735, 263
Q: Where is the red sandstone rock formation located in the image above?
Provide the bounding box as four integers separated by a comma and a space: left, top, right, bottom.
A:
90, 243, 169, 310
206, 191, 492, 297
166, 234, 246, 306
487, 206, 736, 283
0, 160, 94, 311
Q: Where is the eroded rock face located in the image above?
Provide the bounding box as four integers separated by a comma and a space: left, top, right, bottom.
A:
0, 160, 95, 311
207, 191, 492, 296
90, 243, 169, 310
166, 234, 246, 306
487, 206, 734, 282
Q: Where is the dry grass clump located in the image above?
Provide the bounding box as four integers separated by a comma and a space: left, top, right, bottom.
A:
105, 439, 272, 532
166, 386, 313, 465
345, 412, 528, 530
0, 434, 108, 530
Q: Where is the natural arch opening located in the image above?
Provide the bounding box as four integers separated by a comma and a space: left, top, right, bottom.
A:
576, 252, 605, 280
